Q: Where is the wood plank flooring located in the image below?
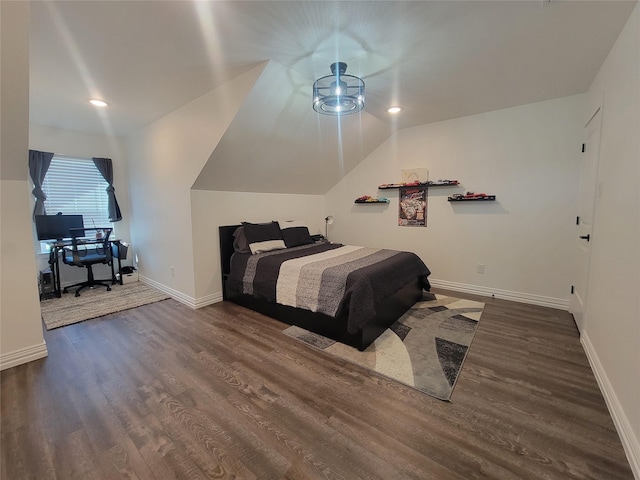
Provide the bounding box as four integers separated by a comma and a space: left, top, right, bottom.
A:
1, 289, 634, 479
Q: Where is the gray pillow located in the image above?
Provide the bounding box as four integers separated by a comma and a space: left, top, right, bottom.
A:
281, 226, 314, 248
232, 227, 251, 254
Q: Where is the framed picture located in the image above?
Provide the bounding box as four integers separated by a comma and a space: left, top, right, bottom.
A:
398, 186, 427, 227
402, 168, 428, 184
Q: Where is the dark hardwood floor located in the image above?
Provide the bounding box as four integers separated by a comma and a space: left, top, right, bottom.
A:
1, 289, 633, 479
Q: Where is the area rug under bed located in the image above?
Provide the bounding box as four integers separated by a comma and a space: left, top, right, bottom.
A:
284, 294, 485, 401
41, 281, 170, 330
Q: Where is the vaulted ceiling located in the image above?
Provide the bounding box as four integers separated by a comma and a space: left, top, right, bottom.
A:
29, 1, 637, 193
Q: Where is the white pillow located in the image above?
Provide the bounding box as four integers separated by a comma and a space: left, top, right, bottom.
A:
278, 220, 307, 230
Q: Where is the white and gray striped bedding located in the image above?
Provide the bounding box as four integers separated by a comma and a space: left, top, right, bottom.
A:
228, 243, 431, 333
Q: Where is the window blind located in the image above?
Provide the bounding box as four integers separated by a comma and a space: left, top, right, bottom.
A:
41, 155, 113, 230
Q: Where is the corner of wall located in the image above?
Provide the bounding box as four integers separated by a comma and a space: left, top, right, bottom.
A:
0, 342, 48, 371
581, 332, 640, 479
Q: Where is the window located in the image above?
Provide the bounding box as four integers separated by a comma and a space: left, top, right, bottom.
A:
37, 155, 114, 253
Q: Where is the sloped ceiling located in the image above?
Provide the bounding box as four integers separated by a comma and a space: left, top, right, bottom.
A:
29, 1, 638, 194
192, 61, 391, 194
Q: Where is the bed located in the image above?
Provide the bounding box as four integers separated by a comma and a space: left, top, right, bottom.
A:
219, 223, 431, 351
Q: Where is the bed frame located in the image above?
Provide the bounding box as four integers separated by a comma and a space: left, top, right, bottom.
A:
219, 225, 426, 351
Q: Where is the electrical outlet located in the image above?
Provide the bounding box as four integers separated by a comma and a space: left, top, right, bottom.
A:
170, 265, 175, 277
477, 264, 485, 274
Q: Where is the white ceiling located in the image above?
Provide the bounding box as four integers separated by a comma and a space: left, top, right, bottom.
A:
29, 1, 637, 193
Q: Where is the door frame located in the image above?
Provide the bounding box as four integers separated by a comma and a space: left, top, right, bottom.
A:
570, 105, 602, 332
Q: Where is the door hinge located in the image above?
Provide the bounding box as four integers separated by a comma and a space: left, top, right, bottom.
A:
571, 285, 574, 294
582, 143, 586, 152
576, 216, 580, 225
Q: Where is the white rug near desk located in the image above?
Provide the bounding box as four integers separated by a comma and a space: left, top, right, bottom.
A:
41, 281, 170, 330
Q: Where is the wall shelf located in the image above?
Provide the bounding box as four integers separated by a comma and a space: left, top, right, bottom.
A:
448, 194, 496, 202
355, 198, 389, 204
378, 180, 460, 189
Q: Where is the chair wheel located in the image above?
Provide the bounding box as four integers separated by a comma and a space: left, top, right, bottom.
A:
75, 292, 80, 297
107, 286, 111, 291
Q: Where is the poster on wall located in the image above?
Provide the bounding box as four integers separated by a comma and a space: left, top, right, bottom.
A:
402, 168, 428, 184
398, 186, 427, 227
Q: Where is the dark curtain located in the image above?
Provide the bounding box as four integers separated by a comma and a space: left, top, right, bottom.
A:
28, 149, 54, 220
92, 157, 122, 222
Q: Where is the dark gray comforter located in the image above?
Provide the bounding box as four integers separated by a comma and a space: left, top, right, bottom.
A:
227, 243, 431, 334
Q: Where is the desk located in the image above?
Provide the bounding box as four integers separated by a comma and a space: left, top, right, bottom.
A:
48, 239, 124, 298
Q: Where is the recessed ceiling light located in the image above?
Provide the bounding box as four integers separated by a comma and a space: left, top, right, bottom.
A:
89, 99, 108, 107
387, 106, 403, 114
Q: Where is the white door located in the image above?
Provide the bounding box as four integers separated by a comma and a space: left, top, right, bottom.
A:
570, 107, 602, 332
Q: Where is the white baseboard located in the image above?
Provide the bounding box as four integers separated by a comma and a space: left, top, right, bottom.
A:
429, 278, 569, 310
141, 276, 568, 312
139, 276, 223, 310
0, 341, 48, 371
581, 333, 640, 480
193, 292, 224, 309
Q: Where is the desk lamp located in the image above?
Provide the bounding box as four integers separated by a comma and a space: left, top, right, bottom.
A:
324, 215, 334, 241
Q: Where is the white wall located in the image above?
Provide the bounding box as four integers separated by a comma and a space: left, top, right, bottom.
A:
190, 190, 325, 305
326, 95, 584, 308
582, 4, 640, 476
0, 1, 48, 370
29, 124, 133, 284
125, 64, 266, 305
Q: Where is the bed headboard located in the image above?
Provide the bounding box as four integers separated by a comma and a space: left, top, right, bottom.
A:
219, 225, 241, 276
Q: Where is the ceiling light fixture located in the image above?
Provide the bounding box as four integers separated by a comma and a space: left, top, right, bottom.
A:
313, 62, 364, 115
387, 106, 403, 114
89, 99, 108, 107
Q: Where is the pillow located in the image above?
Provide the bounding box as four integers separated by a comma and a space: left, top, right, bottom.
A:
241, 221, 286, 254
232, 226, 251, 254
278, 220, 314, 248
281, 226, 314, 248
278, 220, 306, 229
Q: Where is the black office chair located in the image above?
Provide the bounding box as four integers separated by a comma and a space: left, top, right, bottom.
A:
62, 227, 114, 297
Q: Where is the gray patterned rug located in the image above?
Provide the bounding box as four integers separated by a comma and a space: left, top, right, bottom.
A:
283, 294, 484, 401
41, 281, 170, 330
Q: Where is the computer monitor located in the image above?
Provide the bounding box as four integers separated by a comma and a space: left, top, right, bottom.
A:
35, 214, 84, 241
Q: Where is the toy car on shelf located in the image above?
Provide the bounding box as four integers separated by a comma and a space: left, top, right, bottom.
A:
426, 179, 460, 186
379, 179, 460, 189
355, 195, 389, 203
448, 191, 496, 201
